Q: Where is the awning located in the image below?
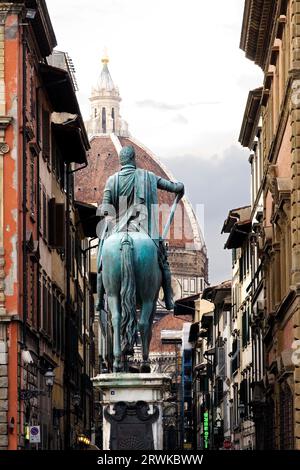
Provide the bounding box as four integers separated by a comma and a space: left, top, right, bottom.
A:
52, 121, 87, 165
174, 293, 200, 317
224, 220, 252, 249
39, 63, 90, 153
39, 63, 79, 114
74, 201, 99, 238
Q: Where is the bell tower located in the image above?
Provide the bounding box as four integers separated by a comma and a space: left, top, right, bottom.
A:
86, 52, 128, 137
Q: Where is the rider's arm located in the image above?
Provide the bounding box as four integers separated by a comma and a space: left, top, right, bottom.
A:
157, 177, 184, 196
98, 177, 115, 217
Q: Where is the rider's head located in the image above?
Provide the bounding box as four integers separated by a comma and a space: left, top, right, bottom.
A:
119, 146, 136, 167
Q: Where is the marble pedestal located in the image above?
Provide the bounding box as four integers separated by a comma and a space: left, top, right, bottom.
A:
92, 373, 171, 450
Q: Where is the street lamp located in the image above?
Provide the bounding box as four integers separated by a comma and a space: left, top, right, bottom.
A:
44, 368, 55, 397
72, 392, 81, 408
20, 367, 55, 400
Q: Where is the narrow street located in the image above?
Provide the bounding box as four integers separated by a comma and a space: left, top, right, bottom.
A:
0, 0, 299, 456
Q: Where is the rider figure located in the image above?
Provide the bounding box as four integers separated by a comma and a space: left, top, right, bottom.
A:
96, 145, 184, 312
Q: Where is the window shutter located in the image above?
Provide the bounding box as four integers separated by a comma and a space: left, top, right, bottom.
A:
42, 108, 50, 159
48, 199, 65, 249
48, 198, 56, 246
239, 378, 247, 404
55, 203, 65, 249
217, 346, 225, 378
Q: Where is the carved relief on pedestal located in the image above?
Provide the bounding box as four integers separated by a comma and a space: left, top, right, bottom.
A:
104, 401, 159, 450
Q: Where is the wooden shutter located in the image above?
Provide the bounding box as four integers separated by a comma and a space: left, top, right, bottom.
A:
42, 108, 50, 160
55, 203, 65, 249
48, 198, 56, 246
48, 199, 65, 249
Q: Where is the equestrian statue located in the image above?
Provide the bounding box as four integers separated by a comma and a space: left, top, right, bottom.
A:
96, 146, 184, 372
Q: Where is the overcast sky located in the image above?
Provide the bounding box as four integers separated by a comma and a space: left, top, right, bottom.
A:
47, 0, 263, 284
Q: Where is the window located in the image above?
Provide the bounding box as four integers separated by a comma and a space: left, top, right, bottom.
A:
77, 293, 83, 336
42, 189, 47, 240
48, 198, 65, 249
61, 304, 65, 355
36, 91, 41, 144
242, 307, 250, 347
183, 278, 189, 292
42, 276, 48, 332
52, 137, 65, 190
28, 259, 35, 324
232, 248, 237, 267
56, 296, 61, 353
75, 234, 83, 274
112, 108, 115, 132
30, 72, 36, 121
38, 180, 42, 233
30, 152, 35, 217
47, 284, 52, 337
42, 108, 50, 161
231, 338, 240, 375
190, 278, 195, 293
102, 107, 106, 133
233, 384, 239, 427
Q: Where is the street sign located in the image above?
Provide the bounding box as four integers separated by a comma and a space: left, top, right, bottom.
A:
29, 426, 41, 444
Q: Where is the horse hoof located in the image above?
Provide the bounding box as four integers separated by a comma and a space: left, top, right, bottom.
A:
140, 363, 151, 373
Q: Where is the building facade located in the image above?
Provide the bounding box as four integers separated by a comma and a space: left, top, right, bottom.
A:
0, 0, 96, 449
239, 0, 300, 450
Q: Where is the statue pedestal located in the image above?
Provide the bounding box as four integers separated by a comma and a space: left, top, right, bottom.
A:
92, 373, 171, 450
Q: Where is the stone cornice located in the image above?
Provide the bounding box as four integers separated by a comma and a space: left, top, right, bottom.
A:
0, 116, 12, 130
240, 0, 278, 70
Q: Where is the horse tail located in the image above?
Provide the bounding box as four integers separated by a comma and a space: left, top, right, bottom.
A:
120, 233, 137, 354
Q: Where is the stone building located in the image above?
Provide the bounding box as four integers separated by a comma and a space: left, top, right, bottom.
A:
0, 1, 96, 449
195, 284, 232, 450
222, 208, 255, 449
237, 0, 300, 449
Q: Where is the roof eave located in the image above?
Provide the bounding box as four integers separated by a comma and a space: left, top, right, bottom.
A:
239, 87, 263, 148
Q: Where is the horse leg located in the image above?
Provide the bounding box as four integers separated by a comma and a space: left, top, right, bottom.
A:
108, 295, 122, 372
139, 300, 155, 373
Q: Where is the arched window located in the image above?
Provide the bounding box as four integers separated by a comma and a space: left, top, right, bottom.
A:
102, 107, 106, 133
111, 108, 115, 133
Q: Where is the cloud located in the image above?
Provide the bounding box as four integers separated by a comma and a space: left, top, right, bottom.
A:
136, 99, 184, 110
135, 99, 221, 111
161, 145, 250, 284
172, 114, 188, 125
